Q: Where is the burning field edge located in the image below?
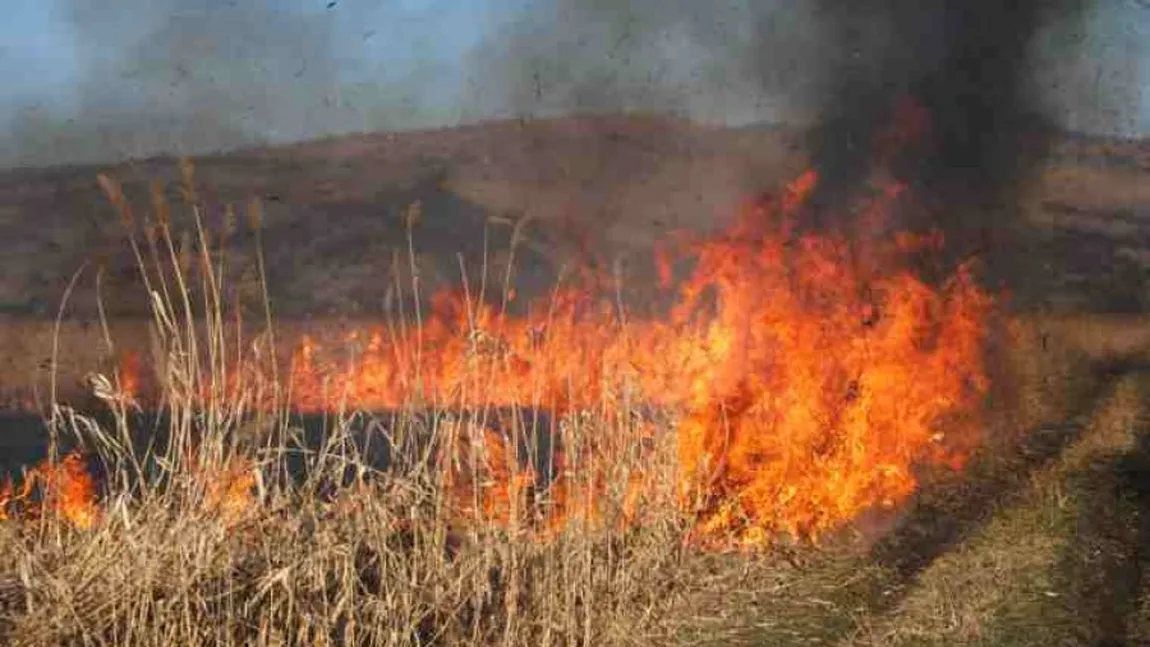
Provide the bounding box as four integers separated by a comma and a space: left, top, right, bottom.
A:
0, 155, 1148, 645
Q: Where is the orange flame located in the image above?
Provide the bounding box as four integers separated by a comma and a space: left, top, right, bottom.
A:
66, 99, 999, 548
118, 349, 141, 400
87, 149, 995, 547
0, 451, 99, 529
189, 455, 259, 526
0, 450, 259, 530
440, 423, 536, 531
265, 168, 993, 546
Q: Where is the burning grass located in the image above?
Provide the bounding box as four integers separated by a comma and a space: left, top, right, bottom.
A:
125, 169, 994, 546
0, 160, 1017, 645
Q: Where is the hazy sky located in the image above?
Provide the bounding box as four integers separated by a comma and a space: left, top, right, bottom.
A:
1, 0, 1148, 167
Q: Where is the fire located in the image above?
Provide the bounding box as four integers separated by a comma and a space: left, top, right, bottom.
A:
0, 450, 260, 530
202, 458, 258, 525
180, 453, 259, 526
440, 421, 536, 531
0, 451, 99, 529
92, 128, 994, 546
435, 413, 660, 541
266, 168, 994, 546
117, 349, 142, 403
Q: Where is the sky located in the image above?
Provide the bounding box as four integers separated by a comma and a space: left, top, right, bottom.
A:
0, 0, 1148, 168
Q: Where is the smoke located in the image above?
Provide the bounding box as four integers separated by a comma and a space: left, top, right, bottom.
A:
471, 1, 1106, 267
2, 0, 448, 167
1, 0, 1143, 171
462, 1, 824, 125
806, 2, 1087, 220
85, 0, 338, 156
1032, 1, 1150, 137
465, 1, 1138, 141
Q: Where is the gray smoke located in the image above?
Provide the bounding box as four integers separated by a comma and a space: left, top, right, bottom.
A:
472, 3, 1101, 223
462, 1, 826, 124
463, 0, 1144, 139
466, 0, 1149, 302
1, 0, 1144, 170
2, 0, 432, 167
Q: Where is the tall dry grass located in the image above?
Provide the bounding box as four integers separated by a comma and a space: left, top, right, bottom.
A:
0, 162, 1122, 646
0, 165, 699, 646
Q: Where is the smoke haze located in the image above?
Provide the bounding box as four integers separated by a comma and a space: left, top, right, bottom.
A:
0, 0, 1147, 168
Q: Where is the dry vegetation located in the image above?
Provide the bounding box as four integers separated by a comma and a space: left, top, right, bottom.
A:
1, 149, 1150, 646
0, 168, 705, 646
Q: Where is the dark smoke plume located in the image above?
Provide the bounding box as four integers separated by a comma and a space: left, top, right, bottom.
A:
468, 1, 1089, 202
805, 2, 1085, 238
473, 0, 1093, 281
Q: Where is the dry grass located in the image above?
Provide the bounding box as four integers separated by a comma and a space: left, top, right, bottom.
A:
0, 170, 707, 647
2, 162, 1150, 646
843, 374, 1149, 646
645, 316, 1135, 647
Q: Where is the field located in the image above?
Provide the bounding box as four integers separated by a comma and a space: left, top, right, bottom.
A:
0, 116, 1148, 645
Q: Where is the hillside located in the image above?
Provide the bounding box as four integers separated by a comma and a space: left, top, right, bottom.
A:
1, 116, 1150, 644
0, 115, 1145, 404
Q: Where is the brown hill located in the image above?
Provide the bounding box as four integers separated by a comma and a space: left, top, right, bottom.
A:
0, 115, 1148, 402
0, 116, 808, 321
